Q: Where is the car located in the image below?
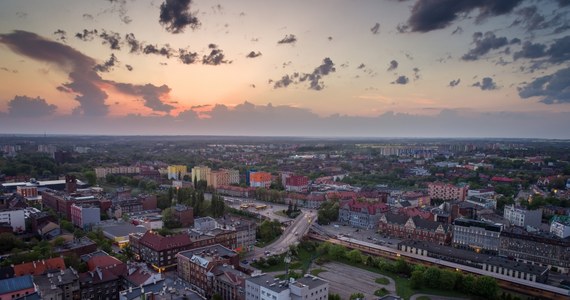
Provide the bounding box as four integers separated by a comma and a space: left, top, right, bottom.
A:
241, 259, 249, 264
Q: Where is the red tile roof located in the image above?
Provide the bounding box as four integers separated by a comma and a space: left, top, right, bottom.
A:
13, 257, 66, 276
87, 255, 127, 277
341, 199, 388, 215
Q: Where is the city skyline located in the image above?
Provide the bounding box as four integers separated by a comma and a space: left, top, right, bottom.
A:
1, 0, 570, 138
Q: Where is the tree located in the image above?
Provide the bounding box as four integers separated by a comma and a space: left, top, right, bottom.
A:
328, 244, 346, 259
410, 269, 424, 289
162, 208, 181, 229
346, 249, 363, 263
438, 269, 458, 290
349, 293, 365, 300
329, 294, 341, 300
474, 276, 498, 298
423, 266, 441, 288
394, 258, 411, 276
83, 171, 97, 186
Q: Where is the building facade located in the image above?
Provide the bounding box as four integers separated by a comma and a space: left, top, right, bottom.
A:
132, 231, 193, 272
550, 216, 570, 239
503, 205, 542, 228
427, 182, 469, 201
285, 175, 309, 192
249, 172, 272, 188
167, 165, 188, 180
378, 213, 452, 245
452, 218, 502, 253
192, 166, 212, 183
70, 204, 101, 230
0, 209, 25, 233
245, 274, 329, 300
338, 199, 389, 229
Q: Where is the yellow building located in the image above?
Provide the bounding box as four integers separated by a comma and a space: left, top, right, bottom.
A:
167, 165, 187, 180
191, 166, 211, 183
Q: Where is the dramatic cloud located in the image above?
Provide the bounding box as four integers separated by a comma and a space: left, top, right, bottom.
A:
462, 32, 519, 61
370, 23, 380, 34
513, 36, 570, 66
518, 67, 570, 104
449, 78, 461, 87
472, 77, 497, 90
0, 30, 176, 115
7, 95, 57, 117
511, 6, 569, 33
387, 60, 398, 71
392, 75, 409, 85
94, 54, 119, 72
202, 44, 229, 65
273, 58, 336, 91
406, 0, 523, 32
159, 0, 201, 34
143, 44, 174, 58
277, 34, 297, 45
1, 30, 109, 116
513, 41, 547, 60
113, 83, 174, 112
246, 51, 262, 58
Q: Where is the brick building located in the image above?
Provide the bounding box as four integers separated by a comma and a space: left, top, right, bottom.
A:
427, 182, 469, 201
378, 212, 452, 245
338, 199, 389, 229
131, 231, 193, 272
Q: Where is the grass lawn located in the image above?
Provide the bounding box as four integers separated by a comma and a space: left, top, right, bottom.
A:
251, 247, 315, 273
375, 277, 390, 285
374, 288, 389, 297
310, 268, 325, 276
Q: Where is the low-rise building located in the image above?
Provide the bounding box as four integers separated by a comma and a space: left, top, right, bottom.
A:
503, 205, 542, 228
0, 275, 35, 300
70, 204, 100, 230
245, 274, 329, 300
0, 209, 25, 233
399, 240, 549, 283
338, 199, 389, 229
499, 226, 570, 274
379, 213, 452, 245
550, 215, 570, 239
173, 204, 194, 227
34, 268, 81, 300
452, 218, 502, 253
132, 231, 193, 272
427, 182, 469, 201
177, 244, 240, 298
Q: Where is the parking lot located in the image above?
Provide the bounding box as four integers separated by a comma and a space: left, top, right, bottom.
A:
312, 262, 396, 299
323, 222, 402, 248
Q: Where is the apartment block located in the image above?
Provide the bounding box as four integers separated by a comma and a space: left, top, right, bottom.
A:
427, 182, 469, 201
452, 218, 502, 253
167, 165, 188, 180
249, 172, 272, 188
503, 205, 542, 228
192, 166, 212, 183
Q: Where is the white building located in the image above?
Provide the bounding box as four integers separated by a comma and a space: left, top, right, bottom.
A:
503, 205, 542, 228
245, 274, 328, 300
550, 216, 570, 239
0, 209, 26, 233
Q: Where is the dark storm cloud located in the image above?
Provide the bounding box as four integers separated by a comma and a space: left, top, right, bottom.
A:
406, 0, 523, 32
462, 32, 519, 61
559, 0, 570, 6
53, 30, 66, 42
94, 54, 119, 73
178, 49, 198, 64
472, 77, 497, 90
370, 23, 380, 34
99, 30, 121, 50
387, 60, 398, 71
1, 30, 109, 116
518, 67, 570, 104
126, 64, 133, 71
7, 95, 57, 117
75, 29, 98, 41
125, 33, 141, 53
449, 78, 461, 87
159, 0, 201, 34
202, 45, 229, 65
113, 83, 175, 112
246, 51, 262, 58
392, 75, 409, 85
277, 34, 297, 45
547, 35, 570, 63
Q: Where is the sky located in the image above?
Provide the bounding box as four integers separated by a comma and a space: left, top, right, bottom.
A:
1, 0, 570, 138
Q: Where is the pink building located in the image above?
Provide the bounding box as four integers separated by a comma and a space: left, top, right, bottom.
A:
285, 175, 309, 192
427, 182, 469, 201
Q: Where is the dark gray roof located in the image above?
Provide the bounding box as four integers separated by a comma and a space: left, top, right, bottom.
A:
247, 274, 289, 293
178, 244, 236, 260
399, 240, 548, 276
453, 218, 501, 232
98, 224, 147, 238
294, 275, 328, 290
383, 212, 408, 225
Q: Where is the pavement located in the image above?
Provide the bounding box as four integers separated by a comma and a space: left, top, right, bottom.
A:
312, 261, 396, 300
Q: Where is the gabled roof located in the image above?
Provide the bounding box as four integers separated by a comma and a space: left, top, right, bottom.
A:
87, 255, 126, 277
341, 199, 388, 215
13, 257, 65, 276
